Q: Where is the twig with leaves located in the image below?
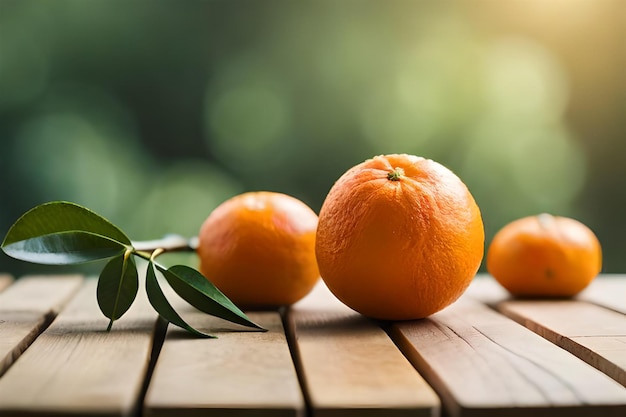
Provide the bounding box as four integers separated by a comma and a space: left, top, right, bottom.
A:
1, 201, 265, 337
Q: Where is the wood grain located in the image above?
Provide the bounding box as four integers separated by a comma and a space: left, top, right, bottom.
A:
577, 275, 626, 314
0, 274, 13, 292
0, 278, 158, 417
286, 281, 440, 417
467, 274, 626, 314
465, 275, 626, 387
498, 299, 626, 387
0, 275, 83, 376
144, 297, 304, 416
390, 297, 626, 417
463, 275, 511, 305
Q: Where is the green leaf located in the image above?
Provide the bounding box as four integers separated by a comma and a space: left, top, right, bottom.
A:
3, 201, 131, 245
145, 260, 214, 338
158, 264, 265, 330
3, 231, 127, 265
2, 201, 131, 265
97, 252, 139, 331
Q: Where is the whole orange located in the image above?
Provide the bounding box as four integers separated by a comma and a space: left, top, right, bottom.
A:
487, 214, 602, 297
315, 154, 485, 320
197, 191, 319, 308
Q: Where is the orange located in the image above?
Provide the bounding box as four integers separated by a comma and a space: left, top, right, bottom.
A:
315, 154, 484, 320
197, 191, 319, 308
487, 213, 602, 297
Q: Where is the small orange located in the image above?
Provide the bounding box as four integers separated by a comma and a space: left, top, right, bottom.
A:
487, 213, 602, 297
197, 191, 319, 308
315, 154, 485, 320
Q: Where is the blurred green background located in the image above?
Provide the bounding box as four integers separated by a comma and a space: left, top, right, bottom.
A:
1, 0, 625, 276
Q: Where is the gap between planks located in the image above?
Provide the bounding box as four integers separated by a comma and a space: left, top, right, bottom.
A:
0, 278, 159, 417
468, 276, 626, 388
144, 286, 304, 417
0, 275, 83, 377
498, 300, 626, 387
389, 277, 626, 417
284, 281, 440, 417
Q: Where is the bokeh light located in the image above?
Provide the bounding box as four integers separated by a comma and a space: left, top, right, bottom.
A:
0, 17, 49, 108
131, 160, 244, 240
1, 0, 624, 274
205, 55, 292, 171
461, 120, 586, 236
10, 83, 148, 218
482, 37, 570, 124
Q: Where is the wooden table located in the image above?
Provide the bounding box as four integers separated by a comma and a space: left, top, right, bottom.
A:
0, 272, 624, 417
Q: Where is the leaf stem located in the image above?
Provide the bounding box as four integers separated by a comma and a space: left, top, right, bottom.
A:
133, 250, 154, 261
133, 246, 167, 263
132, 235, 197, 253
150, 248, 165, 261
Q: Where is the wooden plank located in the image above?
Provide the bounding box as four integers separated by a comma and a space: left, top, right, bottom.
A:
0, 274, 13, 292
144, 303, 304, 416
463, 274, 511, 305
285, 281, 440, 417
498, 299, 626, 387
0, 278, 158, 417
467, 274, 626, 314
577, 275, 626, 314
0, 275, 83, 376
389, 297, 626, 417
465, 275, 626, 387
